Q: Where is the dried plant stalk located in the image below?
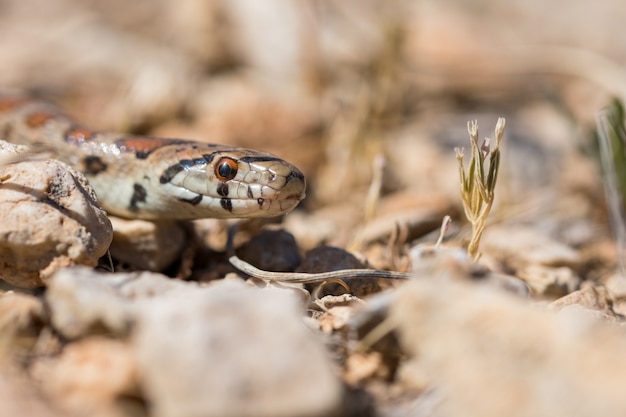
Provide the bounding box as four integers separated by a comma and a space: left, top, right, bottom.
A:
455, 118, 505, 260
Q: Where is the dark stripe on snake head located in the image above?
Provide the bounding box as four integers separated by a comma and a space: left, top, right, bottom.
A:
239, 156, 284, 163
217, 182, 229, 197
159, 159, 198, 184
179, 194, 203, 205
220, 198, 233, 212
129, 183, 147, 212
159, 163, 185, 184
83, 156, 108, 175
26, 112, 55, 128
247, 186, 253, 199
202, 152, 218, 164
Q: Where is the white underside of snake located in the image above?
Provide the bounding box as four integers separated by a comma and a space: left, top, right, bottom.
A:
0, 96, 306, 220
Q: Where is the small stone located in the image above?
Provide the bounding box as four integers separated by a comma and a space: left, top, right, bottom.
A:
298, 245, 366, 272
0, 367, 61, 417
45, 267, 191, 340
30, 337, 138, 417
548, 285, 620, 320
517, 265, 581, 297
134, 279, 343, 417
237, 229, 301, 272
410, 244, 529, 297
0, 291, 45, 340
108, 217, 185, 271
482, 226, 580, 271
0, 148, 113, 287
45, 267, 135, 339
298, 246, 383, 297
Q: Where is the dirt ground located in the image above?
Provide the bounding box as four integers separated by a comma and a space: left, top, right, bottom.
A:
1, 1, 626, 416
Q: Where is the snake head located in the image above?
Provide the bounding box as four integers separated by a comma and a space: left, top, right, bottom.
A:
152, 145, 306, 220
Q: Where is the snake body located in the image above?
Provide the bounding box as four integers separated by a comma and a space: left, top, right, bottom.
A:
0, 96, 306, 220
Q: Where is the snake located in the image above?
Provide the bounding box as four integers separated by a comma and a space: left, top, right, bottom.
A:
0, 95, 306, 220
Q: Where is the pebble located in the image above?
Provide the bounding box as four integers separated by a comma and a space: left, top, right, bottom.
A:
45, 267, 191, 339
548, 285, 621, 320
237, 229, 301, 272
108, 217, 185, 271
517, 265, 582, 297
30, 336, 139, 417
482, 226, 581, 271
297, 245, 385, 297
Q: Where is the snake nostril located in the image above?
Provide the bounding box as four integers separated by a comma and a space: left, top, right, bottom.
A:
285, 170, 305, 183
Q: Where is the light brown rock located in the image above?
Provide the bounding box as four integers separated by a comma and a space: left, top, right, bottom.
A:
482, 226, 580, 271
237, 229, 301, 272
0, 366, 60, 417
108, 217, 185, 271
0, 291, 45, 340
30, 336, 139, 417
517, 265, 581, 297
0, 146, 113, 287
391, 279, 626, 417
45, 266, 191, 339
133, 279, 343, 417
548, 285, 620, 320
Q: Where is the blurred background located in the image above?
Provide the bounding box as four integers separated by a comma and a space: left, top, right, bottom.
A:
0, 0, 623, 250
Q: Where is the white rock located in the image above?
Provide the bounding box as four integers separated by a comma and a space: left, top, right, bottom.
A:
134, 279, 343, 417
46, 267, 188, 339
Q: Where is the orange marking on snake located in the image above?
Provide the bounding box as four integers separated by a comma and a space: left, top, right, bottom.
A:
26, 112, 55, 128
66, 126, 96, 144
0, 97, 28, 112
119, 137, 184, 152
117, 137, 190, 159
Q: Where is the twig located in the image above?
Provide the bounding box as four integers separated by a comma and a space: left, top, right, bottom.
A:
229, 255, 412, 284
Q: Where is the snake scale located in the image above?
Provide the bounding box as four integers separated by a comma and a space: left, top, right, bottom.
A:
0, 95, 306, 220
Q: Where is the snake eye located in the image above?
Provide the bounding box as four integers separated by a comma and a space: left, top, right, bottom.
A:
215, 157, 238, 181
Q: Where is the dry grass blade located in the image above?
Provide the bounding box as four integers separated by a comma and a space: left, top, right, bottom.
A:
456, 118, 505, 260
596, 99, 626, 276
229, 256, 412, 284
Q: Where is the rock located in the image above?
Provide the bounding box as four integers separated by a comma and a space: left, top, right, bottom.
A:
0, 142, 112, 287
517, 265, 581, 297
45, 268, 135, 339
108, 217, 185, 271
0, 367, 61, 417
30, 336, 139, 417
298, 246, 366, 272
409, 244, 529, 297
133, 279, 343, 417
297, 246, 382, 297
482, 226, 580, 271
45, 268, 343, 417
237, 229, 301, 272
391, 279, 626, 417
548, 285, 620, 320
45, 267, 189, 339
0, 291, 45, 341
